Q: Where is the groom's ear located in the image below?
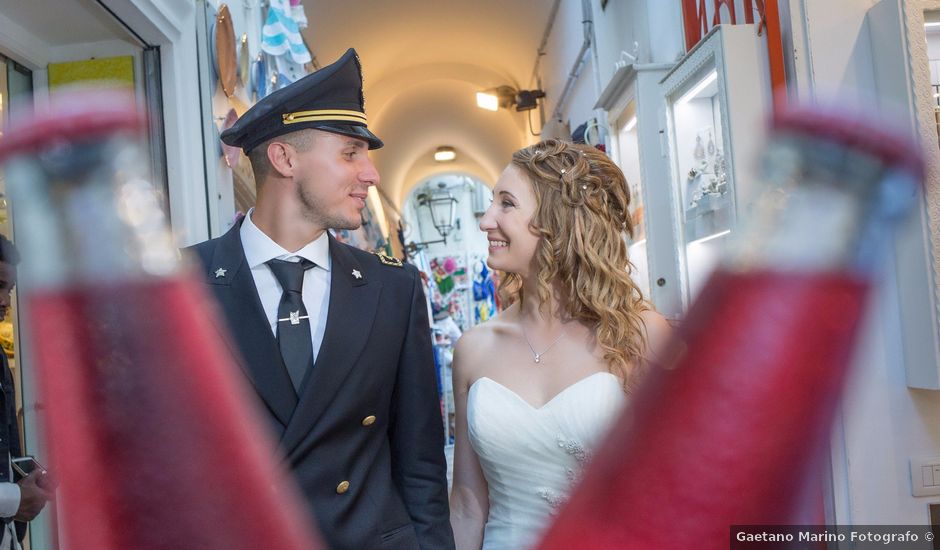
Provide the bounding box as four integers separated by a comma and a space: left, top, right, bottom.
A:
267, 141, 296, 178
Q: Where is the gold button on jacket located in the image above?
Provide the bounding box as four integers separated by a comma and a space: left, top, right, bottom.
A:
361, 415, 376, 426
336, 481, 350, 494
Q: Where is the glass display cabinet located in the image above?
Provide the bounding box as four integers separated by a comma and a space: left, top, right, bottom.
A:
597, 62, 680, 317
661, 24, 769, 306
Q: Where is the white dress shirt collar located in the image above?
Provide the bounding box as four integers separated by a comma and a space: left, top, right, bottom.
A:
240, 208, 331, 271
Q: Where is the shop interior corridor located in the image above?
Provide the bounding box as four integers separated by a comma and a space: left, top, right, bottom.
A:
2, 0, 940, 548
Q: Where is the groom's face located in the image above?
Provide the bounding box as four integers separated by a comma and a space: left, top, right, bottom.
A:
279, 130, 379, 232
479, 165, 541, 276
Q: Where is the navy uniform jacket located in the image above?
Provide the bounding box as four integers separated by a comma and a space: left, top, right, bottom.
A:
187, 220, 454, 550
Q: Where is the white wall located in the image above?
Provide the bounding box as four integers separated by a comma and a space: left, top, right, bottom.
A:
539, 0, 597, 135
593, 0, 684, 75
797, 0, 940, 525
539, 0, 684, 141
645, 1, 685, 64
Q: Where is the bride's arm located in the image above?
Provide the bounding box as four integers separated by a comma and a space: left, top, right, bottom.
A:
640, 309, 673, 367
449, 332, 488, 550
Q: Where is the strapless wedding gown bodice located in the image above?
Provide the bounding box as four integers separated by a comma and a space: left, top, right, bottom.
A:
467, 372, 625, 550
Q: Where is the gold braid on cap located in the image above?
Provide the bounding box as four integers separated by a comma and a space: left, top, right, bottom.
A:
282, 109, 367, 125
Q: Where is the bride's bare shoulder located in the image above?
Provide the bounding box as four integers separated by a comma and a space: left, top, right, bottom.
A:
454, 305, 519, 363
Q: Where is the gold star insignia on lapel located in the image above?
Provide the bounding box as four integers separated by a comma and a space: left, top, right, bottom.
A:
214, 268, 227, 278
352, 269, 362, 279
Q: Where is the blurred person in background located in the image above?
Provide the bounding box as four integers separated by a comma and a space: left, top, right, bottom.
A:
0, 234, 53, 550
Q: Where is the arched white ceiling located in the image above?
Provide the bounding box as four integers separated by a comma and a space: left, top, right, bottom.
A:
372, 79, 524, 205
365, 62, 522, 124
303, 1, 549, 86
302, 1, 554, 209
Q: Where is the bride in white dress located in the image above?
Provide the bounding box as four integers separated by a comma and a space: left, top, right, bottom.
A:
449, 140, 670, 549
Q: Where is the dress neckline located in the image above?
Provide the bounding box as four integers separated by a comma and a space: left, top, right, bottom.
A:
470, 372, 620, 411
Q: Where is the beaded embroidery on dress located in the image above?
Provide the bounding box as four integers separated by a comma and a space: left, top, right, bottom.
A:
467, 372, 625, 550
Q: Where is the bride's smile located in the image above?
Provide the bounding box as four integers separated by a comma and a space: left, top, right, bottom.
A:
479, 165, 541, 277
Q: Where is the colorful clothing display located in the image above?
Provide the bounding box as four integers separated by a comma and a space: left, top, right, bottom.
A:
261, 0, 311, 88
412, 252, 501, 446
471, 259, 497, 324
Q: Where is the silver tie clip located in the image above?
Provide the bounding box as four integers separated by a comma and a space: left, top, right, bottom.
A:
278, 310, 309, 325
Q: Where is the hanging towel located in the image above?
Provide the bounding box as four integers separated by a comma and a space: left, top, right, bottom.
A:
290, 0, 308, 29
261, 0, 311, 65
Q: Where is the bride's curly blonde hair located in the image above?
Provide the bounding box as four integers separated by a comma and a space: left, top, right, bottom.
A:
502, 139, 652, 389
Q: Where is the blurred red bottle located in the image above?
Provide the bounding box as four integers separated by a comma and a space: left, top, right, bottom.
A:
538, 107, 924, 549
0, 91, 321, 549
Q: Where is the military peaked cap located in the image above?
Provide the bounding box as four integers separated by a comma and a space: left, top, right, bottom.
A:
221, 48, 383, 153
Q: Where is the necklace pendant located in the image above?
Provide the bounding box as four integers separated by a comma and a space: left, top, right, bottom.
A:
534, 355, 541, 364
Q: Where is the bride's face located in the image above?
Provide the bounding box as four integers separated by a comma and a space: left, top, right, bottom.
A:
479, 165, 541, 276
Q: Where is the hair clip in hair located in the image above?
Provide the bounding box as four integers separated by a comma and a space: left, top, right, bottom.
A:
560, 169, 567, 174
581, 185, 588, 190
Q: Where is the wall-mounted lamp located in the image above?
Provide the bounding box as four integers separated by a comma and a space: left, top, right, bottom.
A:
424, 184, 459, 238
434, 146, 456, 162
405, 184, 460, 255
476, 86, 546, 112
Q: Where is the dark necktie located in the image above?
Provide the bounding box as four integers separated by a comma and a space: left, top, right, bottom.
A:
267, 258, 315, 394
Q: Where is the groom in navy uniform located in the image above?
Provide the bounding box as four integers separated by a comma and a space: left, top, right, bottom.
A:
188, 49, 454, 550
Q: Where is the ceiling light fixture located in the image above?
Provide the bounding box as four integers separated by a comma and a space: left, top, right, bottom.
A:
434, 146, 456, 162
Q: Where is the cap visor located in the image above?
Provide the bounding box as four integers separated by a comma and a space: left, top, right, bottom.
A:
317, 124, 384, 150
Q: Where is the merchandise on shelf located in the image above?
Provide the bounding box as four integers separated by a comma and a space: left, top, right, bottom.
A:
471, 258, 497, 324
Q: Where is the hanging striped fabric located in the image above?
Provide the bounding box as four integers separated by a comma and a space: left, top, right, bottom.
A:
261, 0, 311, 65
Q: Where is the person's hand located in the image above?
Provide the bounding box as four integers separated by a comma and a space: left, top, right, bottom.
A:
35, 470, 57, 492
14, 471, 53, 522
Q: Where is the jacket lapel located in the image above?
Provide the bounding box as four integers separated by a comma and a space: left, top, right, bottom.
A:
280, 236, 382, 455
205, 221, 298, 427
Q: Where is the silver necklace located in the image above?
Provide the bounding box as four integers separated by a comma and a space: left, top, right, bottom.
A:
521, 323, 567, 364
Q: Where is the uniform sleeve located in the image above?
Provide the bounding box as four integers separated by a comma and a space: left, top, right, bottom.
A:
388, 266, 456, 549
0, 482, 20, 518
